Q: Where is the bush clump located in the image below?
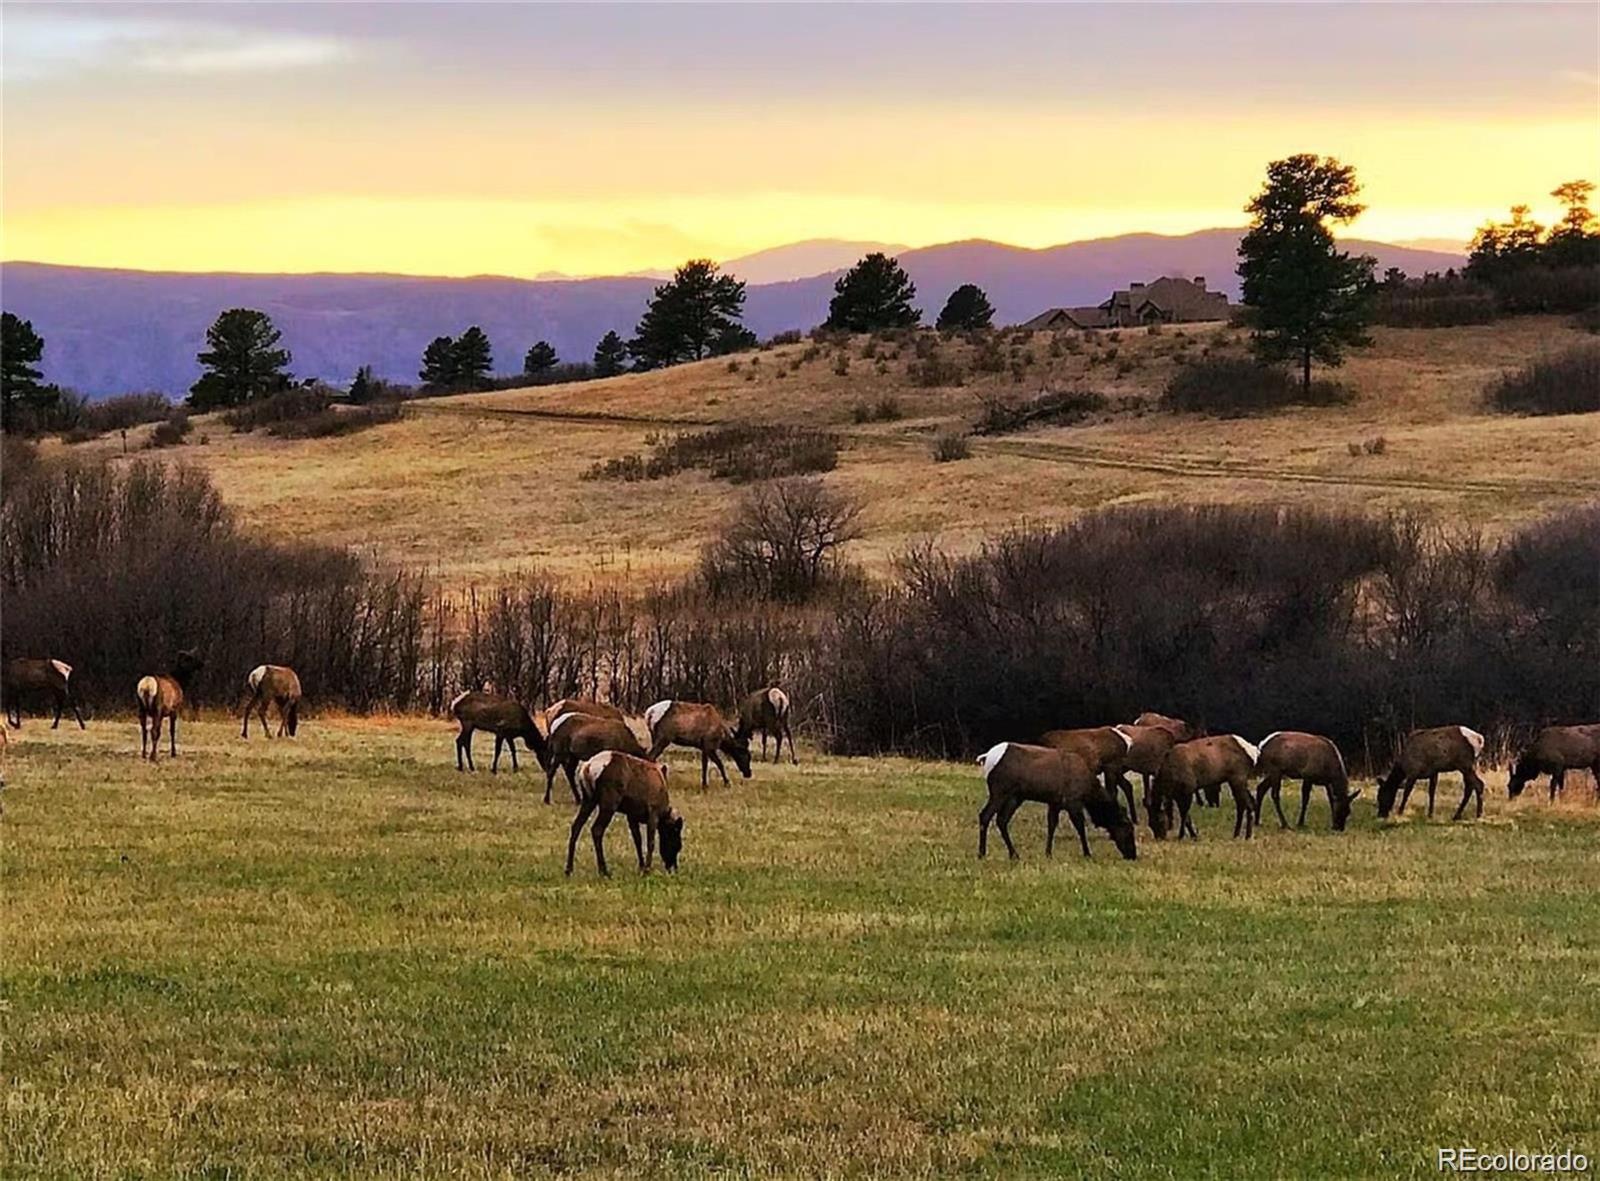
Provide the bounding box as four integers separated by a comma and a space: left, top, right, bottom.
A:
222, 386, 334, 432
1160, 357, 1352, 416
583, 424, 839, 484
931, 432, 972, 462
146, 412, 193, 448
265, 402, 404, 439
973, 389, 1107, 435
1485, 345, 1600, 416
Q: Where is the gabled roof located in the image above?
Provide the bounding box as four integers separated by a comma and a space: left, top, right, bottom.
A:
1019, 306, 1111, 330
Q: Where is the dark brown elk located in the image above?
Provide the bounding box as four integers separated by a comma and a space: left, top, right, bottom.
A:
645, 700, 752, 787
1507, 724, 1600, 802
1039, 725, 1139, 822
241, 664, 302, 738
1375, 726, 1485, 821
136, 649, 202, 761
1251, 731, 1359, 831
977, 742, 1137, 860
565, 751, 684, 876
1112, 724, 1177, 815
737, 687, 798, 765
543, 712, 647, 805
1149, 735, 1261, 840
1133, 711, 1199, 742
450, 690, 550, 776
3, 657, 87, 729
545, 697, 626, 726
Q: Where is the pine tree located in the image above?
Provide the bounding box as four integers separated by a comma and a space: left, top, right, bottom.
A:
451, 326, 493, 389
349, 365, 376, 404
419, 336, 458, 386
629, 260, 747, 367
187, 308, 292, 410
1237, 155, 1375, 392
593, 330, 629, 378
523, 340, 559, 376
0, 312, 56, 431
936, 284, 995, 331
825, 253, 920, 332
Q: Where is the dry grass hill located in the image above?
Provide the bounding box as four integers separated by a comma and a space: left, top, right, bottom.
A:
56, 316, 1599, 584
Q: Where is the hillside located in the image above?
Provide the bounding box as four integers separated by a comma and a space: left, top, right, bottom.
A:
51, 317, 1597, 584
1, 231, 1464, 395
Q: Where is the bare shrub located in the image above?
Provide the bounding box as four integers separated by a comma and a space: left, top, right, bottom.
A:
908, 354, 965, 387
222, 386, 334, 433
699, 477, 863, 603
1485, 345, 1600, 415
972, 389, 1107, 434
265, 402, 403, 439
147, 412, 192, 448
931, 432, 971, 462
1161, 357, 1353, 415
582, 425, 839, 484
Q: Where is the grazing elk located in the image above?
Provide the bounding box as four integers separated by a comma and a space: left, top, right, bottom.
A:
545, 697, 627, 726
977, 742, 1137, 860
450, 690, 550, 776
1112, 724, 1177, 816
1039, 725, 1139, 822
136, 649, 202, 761
737, 687, 798, 765
241, 664, 302, 739
1375, 726, 1486, 821
1252, 731, 1359, 831
1149, 735, 1261, 840
1133, 711, 1199, 742
1507, 724, 1600, 803
644, 700, 752, 788
3, 657, 87, 730
565, 751, 684, 877
543, 712, 647, 805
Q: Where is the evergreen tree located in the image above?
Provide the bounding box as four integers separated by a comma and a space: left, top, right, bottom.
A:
349, 365, 376, 404
1237, 154, 1375, 392
593, 330, 629, 377
825, 253, 920, 332
187, 308, 292, 410
935, 283, 995, 331
1544, 180, 1600, 268
523, 340, 559, 376
712, 323, 758, 355
452, 326, 493, 388
629, 259, 747, 367
0, 312, 58, 432
419, 336, 458, 386
1467, 205, 1547, 284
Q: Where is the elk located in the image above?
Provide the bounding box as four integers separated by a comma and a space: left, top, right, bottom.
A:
1111, 723, 1177, 815
3, 657, 87, 729
545, 697, 626, 726
136, 649, 202, 761
1252, 731, 1359, 831
1039, 725, 1139, 822
450, 690, 550, 776
1375, 726, 1486, 821
241, 664, 302, 739
976, 742, 1136, 860
1507, 724, 1600, 803
1133, 711, 1199, 742
644, 700, 752, 788
543, 712, 647, 805
737, 686, 798, 765
565, 751, 684, 877
1149, 735, 1261, 840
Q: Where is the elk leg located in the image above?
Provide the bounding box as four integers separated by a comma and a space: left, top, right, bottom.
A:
1550, 770, 1564, 803
760, 732, 768, 761
71, 694, 86, 730
996, 797, 1023, 860
1067, 806, 1093, 857
169, 713, 178, 758
1254, 774, 1285, 828
786, 719, 799, 765
591, 807, 616, 877
1179, 793, 1198, 840
565, 799, 596, 875
1232, 786, 1247, 838
644, 812, 657, 872
1114, 773, 1139, 825
138, 711, 148, 758
977, 800, 997, 858
1396, 777, 1415, 814
708, 750, 730, 787
1045, 804, 1060, 857
51, 694, 62, 729
1297, 780, 1315, 828
508, 740, 520, 772
1426, 773, 1439, 818
542, 759, 558, 805
491, 734, 504, 774
1140, 772, 1153, 814
565, 759, 582, 805
627, 817, 645, 869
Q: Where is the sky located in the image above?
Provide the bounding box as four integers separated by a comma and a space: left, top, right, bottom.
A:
3, 2, 1597, 278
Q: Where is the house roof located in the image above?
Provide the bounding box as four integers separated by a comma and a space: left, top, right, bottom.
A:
1102, 276, 1229, 320
1019, 306, 1111, 330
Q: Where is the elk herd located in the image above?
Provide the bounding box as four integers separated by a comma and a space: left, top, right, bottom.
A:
3, 651, 1598, 874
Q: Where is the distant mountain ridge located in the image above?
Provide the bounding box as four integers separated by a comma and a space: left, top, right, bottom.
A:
0, 230, 1465, 396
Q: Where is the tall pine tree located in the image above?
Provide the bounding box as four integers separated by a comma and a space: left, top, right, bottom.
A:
629, 260, 747, 367
594, 331, 629, 377
825, 254, 920, 332
188, 308, 292, 410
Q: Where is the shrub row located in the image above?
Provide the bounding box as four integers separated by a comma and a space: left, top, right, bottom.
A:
582, 424, 839, 484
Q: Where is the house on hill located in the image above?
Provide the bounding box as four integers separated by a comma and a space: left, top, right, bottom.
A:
1022, 275, 1230, 330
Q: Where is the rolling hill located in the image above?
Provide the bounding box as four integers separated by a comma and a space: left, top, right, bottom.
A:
1, 230, 1464, 396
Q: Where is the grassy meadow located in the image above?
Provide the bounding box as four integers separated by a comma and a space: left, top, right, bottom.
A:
5, 718, 1600, 1178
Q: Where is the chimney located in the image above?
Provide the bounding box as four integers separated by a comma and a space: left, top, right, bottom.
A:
1130, 281, 1145, 290
1192, 276, 1206, 290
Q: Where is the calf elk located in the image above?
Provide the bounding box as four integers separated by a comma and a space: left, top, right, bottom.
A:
1149, 735, 1261, 840
1039, 725, 1139, 822
544, 712, 646, 805
565, 751, 684, 876
645, 700, 752, 787
1375, 726, 1485, 821
136, 649, 202, 761
241, 664, 302, 739
1507, 724, 1600, 803
451, 690, 550, 776
1252, 731, 1358, 831
738, 687, 798, 765
3, 657, 87, 730
977, 742, 1136, 860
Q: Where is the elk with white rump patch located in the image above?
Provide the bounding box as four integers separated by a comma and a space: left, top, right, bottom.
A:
1039, 725, 1140, 822
1507, 724, 1600, 803
3, 657, 87, 730
644, 700, 752, 787
976, 742, 1136, 860
543, 712, 647, 804
1149, 735, 1262, 840
545, 697, 626, 727
136, 649, 202, 761
241, 664, 302, 739
1111, 724, 1178, 816
565, 751, 684, 876
1374, 726, 1486, 821
450, 690, 550, 776
1251, 731, 1359, 831
737, 687, 798, 764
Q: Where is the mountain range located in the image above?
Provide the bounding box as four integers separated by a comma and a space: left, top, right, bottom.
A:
0, 230, 1465, 397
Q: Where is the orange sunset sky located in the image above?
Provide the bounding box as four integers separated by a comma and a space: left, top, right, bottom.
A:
4, 2, 1597, 278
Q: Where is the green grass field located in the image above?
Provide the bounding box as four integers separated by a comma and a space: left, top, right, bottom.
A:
5, 719, 1599, 1178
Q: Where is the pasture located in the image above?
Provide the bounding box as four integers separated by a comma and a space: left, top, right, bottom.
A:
5, 718, 1600, 1178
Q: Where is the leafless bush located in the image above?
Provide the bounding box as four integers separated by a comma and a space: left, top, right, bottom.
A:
699, 477, 864, 603
972, 389, 1106, 434
1485, 345, 1600, 415
931, 432, 971, 462
582, 425, 839, 484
